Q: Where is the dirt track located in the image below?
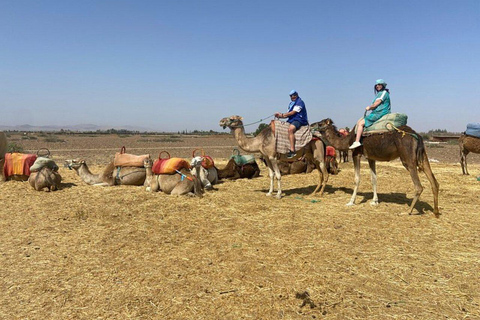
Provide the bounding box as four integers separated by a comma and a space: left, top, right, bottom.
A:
1, 133, 479, 319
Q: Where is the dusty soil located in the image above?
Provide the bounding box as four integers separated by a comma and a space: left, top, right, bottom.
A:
1, 133, 479, 319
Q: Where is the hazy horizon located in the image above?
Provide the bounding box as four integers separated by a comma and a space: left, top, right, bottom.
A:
1, 1, 479, 133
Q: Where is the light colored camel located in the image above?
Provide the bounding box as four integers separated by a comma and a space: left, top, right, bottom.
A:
0, 132, 6, 182
312, 118, 440, 217
28, 167, 62, 191
190, 156, 218, 190
64, 159, 146, 186
459, 133, 480, 175
143, 158, 203, 197
219, 115, 328, 198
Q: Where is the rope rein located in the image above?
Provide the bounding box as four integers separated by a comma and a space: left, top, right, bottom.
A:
229, 114, 276, 128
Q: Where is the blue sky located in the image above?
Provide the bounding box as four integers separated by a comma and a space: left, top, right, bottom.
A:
1, 0, 479, 132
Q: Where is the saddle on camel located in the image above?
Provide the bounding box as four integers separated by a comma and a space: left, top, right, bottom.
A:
311, 112, 440, 217
219, 115, 331, 198
152, 151, 192, 178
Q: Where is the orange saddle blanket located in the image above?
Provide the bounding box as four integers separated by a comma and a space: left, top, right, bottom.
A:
152, 158, 191, 174
4, 153, 37, 177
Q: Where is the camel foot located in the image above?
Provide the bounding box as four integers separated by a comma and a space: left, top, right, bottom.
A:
370, 200, 378, 206
266, 192, 273, 197
346, 202, 355, 207
275, 193, 282, 199
145, 187, 152, 192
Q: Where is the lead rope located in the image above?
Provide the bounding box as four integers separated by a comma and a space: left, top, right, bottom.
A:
230, 114, 276, 128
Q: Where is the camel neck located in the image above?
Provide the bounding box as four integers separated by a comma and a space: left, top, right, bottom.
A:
232, 127, 261, 153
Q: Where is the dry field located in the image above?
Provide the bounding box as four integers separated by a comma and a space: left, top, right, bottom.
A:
1, 133, 479, 319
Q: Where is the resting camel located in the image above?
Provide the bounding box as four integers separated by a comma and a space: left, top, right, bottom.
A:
312, 118, 439, 216
143, 158, 203, 197
459, 133, 480, 175
219, 115, 328, 198
217, 157, 261, 180
64, 159, 146, 186
28, 167, 62, 191
190, 156, 218, 190
0, 132, 6, 182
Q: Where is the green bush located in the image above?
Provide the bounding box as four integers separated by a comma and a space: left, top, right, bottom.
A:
7, 142, 24, 153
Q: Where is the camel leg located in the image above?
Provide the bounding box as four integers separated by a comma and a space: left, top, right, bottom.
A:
404, 164, 424, 215
171, 180, 194, 196
264, 158, 276, 197
421, 153, 440, 217
271, 159, 282, 199
311, 160, 328, 196
461, 149, 469, 175
347, 154, 362, 206
368, 159, 378, 206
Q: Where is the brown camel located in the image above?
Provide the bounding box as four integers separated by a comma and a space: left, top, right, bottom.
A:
312, 118, 440, 216
217, 157, 261, 180
260, 155, 315, 175
143, 158, 203, 197
219, 115, 329, 198
459, 133, 480, 175
28, 167, 62, 191
64, 159, 147, 186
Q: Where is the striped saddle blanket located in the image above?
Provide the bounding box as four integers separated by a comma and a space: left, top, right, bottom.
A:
272, 120, 312, 154
4, 153, 37, 177
152, 158, 191, 174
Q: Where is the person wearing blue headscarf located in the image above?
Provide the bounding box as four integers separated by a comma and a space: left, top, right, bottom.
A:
275, 90, 309, 158
349, 79, 391, 149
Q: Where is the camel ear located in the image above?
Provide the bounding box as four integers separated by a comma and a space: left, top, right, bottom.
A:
326, 119, 332, 125
81, 160, 86, 164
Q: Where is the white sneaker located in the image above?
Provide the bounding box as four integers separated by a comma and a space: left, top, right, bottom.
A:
349, 141, 362, 149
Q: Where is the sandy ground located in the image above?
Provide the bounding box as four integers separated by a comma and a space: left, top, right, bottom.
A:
1, 133, 479, 319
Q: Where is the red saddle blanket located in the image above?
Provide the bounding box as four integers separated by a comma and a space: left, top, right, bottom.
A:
4, 153, 37, 177
326, 146, 336, 157
152, 158, 191, 174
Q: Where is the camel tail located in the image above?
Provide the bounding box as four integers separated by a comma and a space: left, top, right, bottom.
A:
416, 134, 426, 172
102, 161, 116, 185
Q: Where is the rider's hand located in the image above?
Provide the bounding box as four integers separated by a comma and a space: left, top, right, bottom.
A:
274, 112, 282, 118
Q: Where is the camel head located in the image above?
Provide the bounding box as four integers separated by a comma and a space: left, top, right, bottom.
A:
311, 118, 334, 133
143, 158, 153, 168
219, 115, 243, 129
190, 156, 203, 168
64, 159, 86, 170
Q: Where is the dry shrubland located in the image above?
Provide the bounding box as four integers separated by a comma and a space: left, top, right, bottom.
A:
1, 134, 479, 319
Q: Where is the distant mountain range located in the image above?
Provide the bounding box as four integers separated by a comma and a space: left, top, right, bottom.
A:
0, 123, 155, 132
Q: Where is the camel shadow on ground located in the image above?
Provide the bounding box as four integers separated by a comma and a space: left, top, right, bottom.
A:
59, 183, 77, 189
259, 185, 434, 214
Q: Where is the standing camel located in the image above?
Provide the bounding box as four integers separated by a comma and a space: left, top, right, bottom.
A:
219, 115, 328, 198
459, 133, 480, 175
312, 118, 439, 216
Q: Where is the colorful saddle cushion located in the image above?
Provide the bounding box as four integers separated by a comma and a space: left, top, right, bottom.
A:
152, 158, 191, 174
4, 153, 37, 177
326, 146, 336, 157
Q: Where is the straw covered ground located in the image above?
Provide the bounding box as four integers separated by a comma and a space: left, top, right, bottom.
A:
1, 133, 479, 319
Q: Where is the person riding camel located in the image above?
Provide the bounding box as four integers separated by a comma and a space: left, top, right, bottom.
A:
349, 79, 391, 149
275, 90, 309, 158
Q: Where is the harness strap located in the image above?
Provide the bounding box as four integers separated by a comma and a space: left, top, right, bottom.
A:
389, 123, 419, 141
175, 169, 193, 182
